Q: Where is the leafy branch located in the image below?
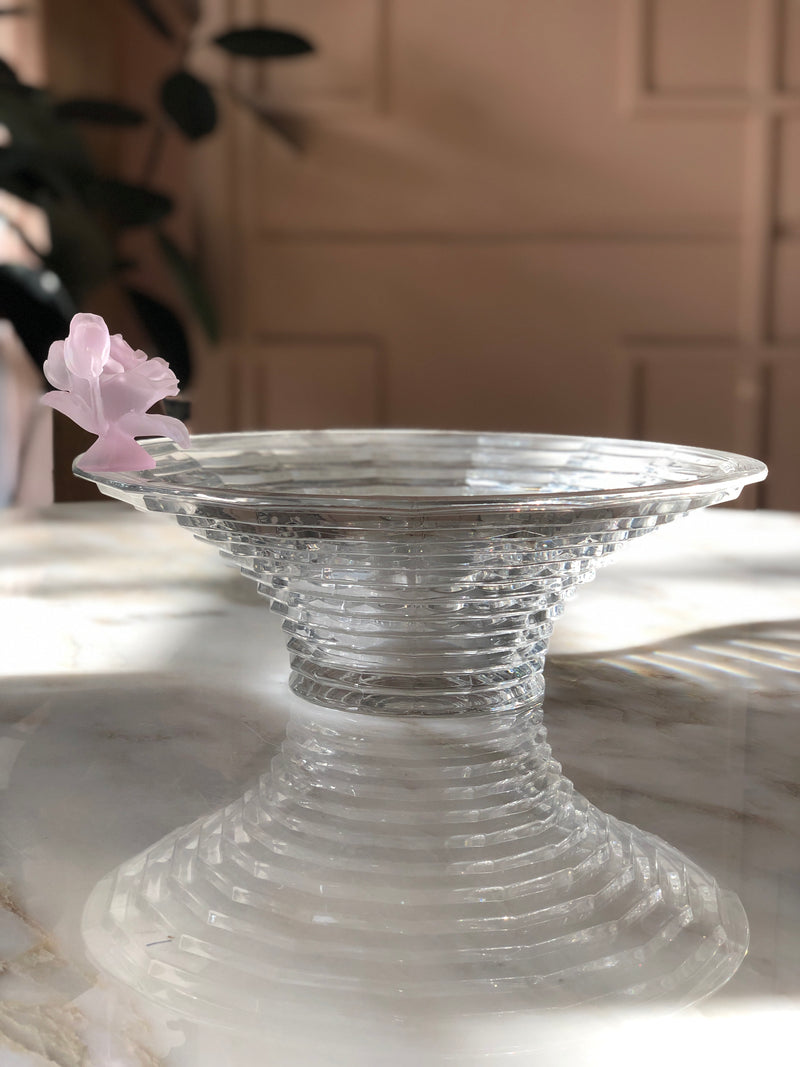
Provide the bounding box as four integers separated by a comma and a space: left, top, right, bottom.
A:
0, 0, 315, 388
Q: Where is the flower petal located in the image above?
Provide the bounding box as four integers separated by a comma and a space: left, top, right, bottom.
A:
42, 340, 70, 390
141, 356, 176, 383
40, 388, 101, 434
100, 361, 180, 420
106, 333, 147, 374
116, 410, 191, 448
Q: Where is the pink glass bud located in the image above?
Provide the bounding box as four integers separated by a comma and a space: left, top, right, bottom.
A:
40, 313, 190, 472
63, 313, 111, 379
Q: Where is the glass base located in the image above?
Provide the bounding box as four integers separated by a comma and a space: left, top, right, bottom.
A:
82, 704, 748, 1041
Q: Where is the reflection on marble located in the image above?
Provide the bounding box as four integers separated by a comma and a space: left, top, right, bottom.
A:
0, 503, 798, 1064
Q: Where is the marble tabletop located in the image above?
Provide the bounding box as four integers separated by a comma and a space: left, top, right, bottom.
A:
0, 501, 798, 1065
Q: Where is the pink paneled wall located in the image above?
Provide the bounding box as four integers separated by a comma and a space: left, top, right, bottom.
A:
7, 2, 799, 508
186, 0, 798, 509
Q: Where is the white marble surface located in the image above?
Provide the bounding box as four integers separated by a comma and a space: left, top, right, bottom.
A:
0, 502, 798, 1064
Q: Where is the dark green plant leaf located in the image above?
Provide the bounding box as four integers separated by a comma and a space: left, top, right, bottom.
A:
123, 0, 173, 41
0, 264, 75, 374
157, 230, 219, 342
54, 98, 146, 126
212, 27, 313, 58
0, 145, 55, 199
126, 286, 192, 388
0, 57, 20, 87
43, 194, 116, 301
160, 70, 217, 141
0, 86, 93, 175
91, 178, 173, 227
0, 143, 85, 204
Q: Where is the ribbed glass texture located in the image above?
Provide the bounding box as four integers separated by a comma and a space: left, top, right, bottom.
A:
77, 431, 766, 1045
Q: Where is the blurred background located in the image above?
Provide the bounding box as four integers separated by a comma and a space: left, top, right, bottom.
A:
1, 0, 798, 508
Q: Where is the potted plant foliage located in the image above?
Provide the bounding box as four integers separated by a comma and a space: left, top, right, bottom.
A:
0, 0, 313, 391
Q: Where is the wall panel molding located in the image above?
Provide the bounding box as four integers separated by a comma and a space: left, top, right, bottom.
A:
238, 335, 385, 430
620, 340, 800, 508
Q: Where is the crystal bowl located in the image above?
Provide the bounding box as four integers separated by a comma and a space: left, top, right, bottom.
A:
76, 431, 767, 1055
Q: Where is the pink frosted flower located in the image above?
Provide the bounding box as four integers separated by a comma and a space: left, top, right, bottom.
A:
41, 312, 190, 472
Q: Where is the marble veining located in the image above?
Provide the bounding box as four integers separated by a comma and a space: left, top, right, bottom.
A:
0, 503, 797, 1064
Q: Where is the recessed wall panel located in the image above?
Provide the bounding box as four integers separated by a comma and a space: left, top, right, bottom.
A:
242, 340, 381, 430
253, 0, 743, 236
650, 0, 749, 93
765, 352, 800, 509
780, 0, 800, 91
631, 347, 759, 457
250, 242, 740, 437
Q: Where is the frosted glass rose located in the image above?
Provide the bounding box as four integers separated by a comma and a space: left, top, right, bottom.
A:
41, 313, 190, 472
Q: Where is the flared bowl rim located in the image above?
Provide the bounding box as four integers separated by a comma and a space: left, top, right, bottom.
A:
73, 429, 767, 512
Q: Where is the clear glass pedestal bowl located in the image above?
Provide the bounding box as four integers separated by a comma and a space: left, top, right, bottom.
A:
76, 430, 766, 1058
